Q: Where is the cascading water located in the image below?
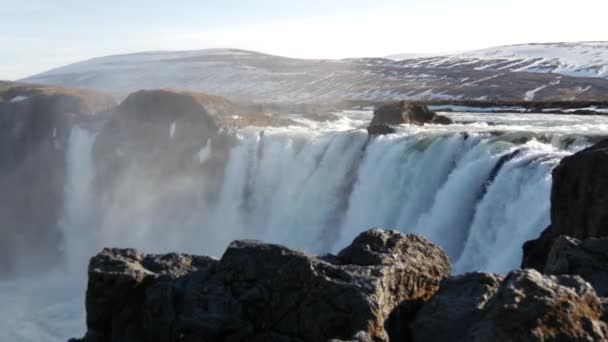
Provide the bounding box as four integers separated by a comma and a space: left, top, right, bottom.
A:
2, 110, 608, 341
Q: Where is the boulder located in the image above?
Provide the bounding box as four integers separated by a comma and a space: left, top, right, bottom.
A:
368, 101, 452, 133
0, 83, 115, 275
471, 269, 607, 341
73, 229, 451, 342
522, 138, 608, 270
411, 272, 503, 341
544, 235, 608, 297
412, 270, 608, 341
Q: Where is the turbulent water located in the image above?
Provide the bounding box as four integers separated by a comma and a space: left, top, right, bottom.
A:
2, 110, 608, 341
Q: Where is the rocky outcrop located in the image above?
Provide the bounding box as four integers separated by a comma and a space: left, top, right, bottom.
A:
92, 89, 232, 224
367, 101, 453, 134
411, 272, 504, 341
522, 139, 608, 270
544, 235, 608, 297
0, 84, 114, 275
412, 269, 608, 341
72, 229, 451, 342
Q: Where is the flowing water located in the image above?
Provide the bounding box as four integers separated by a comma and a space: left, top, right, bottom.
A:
2, 110, 608, 341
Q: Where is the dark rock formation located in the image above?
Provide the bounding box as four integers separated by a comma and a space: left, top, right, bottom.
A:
92, 89, 232, 225
0, 84, 114, 275
522, 139, 608, 270
411, 272, 503, 341
72, 229, 451, 342
366, 124, 395, 135
412, 269, 608, 341
370, 101, 452, 126
429, 114, 453, 125
544, 235, 608, 297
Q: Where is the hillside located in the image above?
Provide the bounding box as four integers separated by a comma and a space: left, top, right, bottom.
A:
388, 42, 608, 79
23, 43, 608, 102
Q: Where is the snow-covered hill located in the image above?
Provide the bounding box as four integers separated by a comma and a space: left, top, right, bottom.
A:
24, 44, 608, 102
388, 42, 608, 79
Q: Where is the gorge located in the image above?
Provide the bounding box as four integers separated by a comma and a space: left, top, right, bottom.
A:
2, 85, 608, 341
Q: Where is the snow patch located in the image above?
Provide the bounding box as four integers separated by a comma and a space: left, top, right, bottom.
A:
525, 85, 547, 101
10, 95, 28, 103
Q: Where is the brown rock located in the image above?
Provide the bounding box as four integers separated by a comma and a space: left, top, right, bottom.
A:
412, 270, 608, 341
367, 101, 452, 135
470, 269, 607, 341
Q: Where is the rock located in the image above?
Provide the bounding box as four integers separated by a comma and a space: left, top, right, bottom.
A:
92, 89, 230, 228
471, 269, 608, 341
522, 138, 608, 270
430, 115, 454, 125
412, 270, 608, 341
369, 101, 452, 126
74, 228, 451, 342
544, 235, 608, 297
0, 83, 115, 276
411, 272, 503, 341
366, 124, 395, 135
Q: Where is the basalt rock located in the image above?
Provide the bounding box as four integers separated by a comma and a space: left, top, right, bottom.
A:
0, 83, 114, 275
544, 235, 608, 297
522, 138, 608, 270
367, 101, 452, 134
411, 272, 504, 341
411, 269, 608, 341
72, 229, 451, 342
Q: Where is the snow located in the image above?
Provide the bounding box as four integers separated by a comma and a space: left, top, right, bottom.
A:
10, 95, 28, 103
388, 42, 608, 79
525, 85, 547, 101
21, 42, 608, 102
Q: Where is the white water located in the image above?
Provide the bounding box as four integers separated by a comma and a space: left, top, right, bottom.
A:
2, 111, 608, 341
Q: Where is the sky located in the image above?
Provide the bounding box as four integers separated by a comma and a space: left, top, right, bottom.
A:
1, 0, 607, 80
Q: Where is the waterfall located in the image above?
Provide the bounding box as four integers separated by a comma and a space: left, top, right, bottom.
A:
4, 112, 603, 342
60, 126, 97, 272
65, 125, 569, 273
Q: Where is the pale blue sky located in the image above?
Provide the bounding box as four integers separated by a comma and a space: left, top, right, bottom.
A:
1, 0, 607, 80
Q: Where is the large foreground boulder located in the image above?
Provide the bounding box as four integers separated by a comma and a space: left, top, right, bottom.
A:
411, 272, 504, 341
411, 269, 608, 341
73, 229, 451, 342
522, 139, 608, 270
0, 83, 114, 275
544, 235, 608, 297
367, 101, 452, 134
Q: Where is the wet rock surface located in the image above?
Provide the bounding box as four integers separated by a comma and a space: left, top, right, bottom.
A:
72, 229, 451, 342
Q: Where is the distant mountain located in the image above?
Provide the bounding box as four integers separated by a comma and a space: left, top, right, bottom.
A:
387, 42, 608, 79
24, 43, 608, 102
